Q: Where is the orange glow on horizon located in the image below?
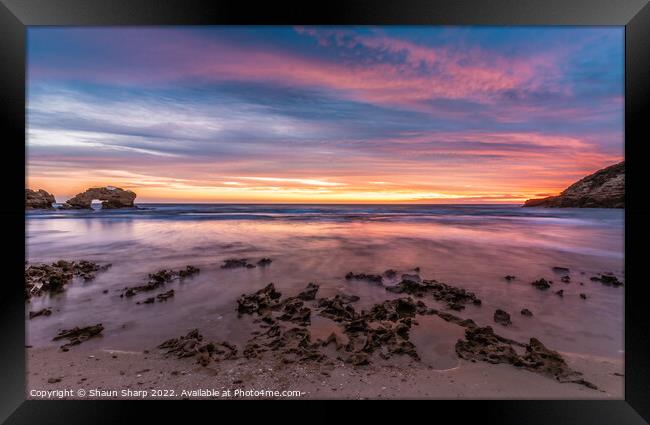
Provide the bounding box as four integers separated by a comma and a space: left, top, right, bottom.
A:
26, 169, 605, 205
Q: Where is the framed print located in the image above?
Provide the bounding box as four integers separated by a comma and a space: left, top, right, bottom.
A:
1, 0, 649, 423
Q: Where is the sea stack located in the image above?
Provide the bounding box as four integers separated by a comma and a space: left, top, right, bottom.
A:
25, 189, 56, 209
62, 186, 137, 209
524, 161, 624, 208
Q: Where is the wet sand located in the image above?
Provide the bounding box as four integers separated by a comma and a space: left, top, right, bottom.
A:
25, 204, 625, 399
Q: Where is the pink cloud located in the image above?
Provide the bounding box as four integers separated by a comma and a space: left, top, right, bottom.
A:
30, 27, 573, 116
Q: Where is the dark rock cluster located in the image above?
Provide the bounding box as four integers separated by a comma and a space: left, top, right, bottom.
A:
179, 265, 200, 278
236, 283, 283, 315
244, 325, 326, 364
158, 329, 237, 366
29, 307, 52, 319
317, 295, 359, 322
345, 272, 383, 284
236, 283, 314, 326
383, 269, 398, 279
136, 289, 175, 305
493, 309, 512, 326
590, 274, 624, 287
278, 298, 312, 326
531, 278, 552, 290
53, 324, 104, 351
296, 282, 319, 301
221, 258, 272, 269
235, 282, 425, 366
527, 269, 623, 297
122, 265, 199, 298
386, 275, 481, 311
456, 326, 597, 389
25, 260, 111, 300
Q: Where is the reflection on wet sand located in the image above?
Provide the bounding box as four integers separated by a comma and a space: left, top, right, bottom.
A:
26, 204, 624, 398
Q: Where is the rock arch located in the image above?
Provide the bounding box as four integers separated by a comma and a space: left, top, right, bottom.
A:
63, 186, 136, 209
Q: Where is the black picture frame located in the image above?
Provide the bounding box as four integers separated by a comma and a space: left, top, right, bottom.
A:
1, 0, 649, 423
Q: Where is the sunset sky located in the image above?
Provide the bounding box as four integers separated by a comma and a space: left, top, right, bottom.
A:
27, 26, 623, 203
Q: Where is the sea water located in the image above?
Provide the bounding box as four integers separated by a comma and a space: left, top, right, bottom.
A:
25, 204, 624, 365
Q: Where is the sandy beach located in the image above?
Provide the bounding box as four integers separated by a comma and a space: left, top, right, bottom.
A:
24, 204, 625, 400
27, 346, 623, 400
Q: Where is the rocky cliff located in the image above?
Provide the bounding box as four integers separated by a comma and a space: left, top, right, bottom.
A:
523, 161, 624, 208
25, 189, 56, 209
62, 186, 137, 209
